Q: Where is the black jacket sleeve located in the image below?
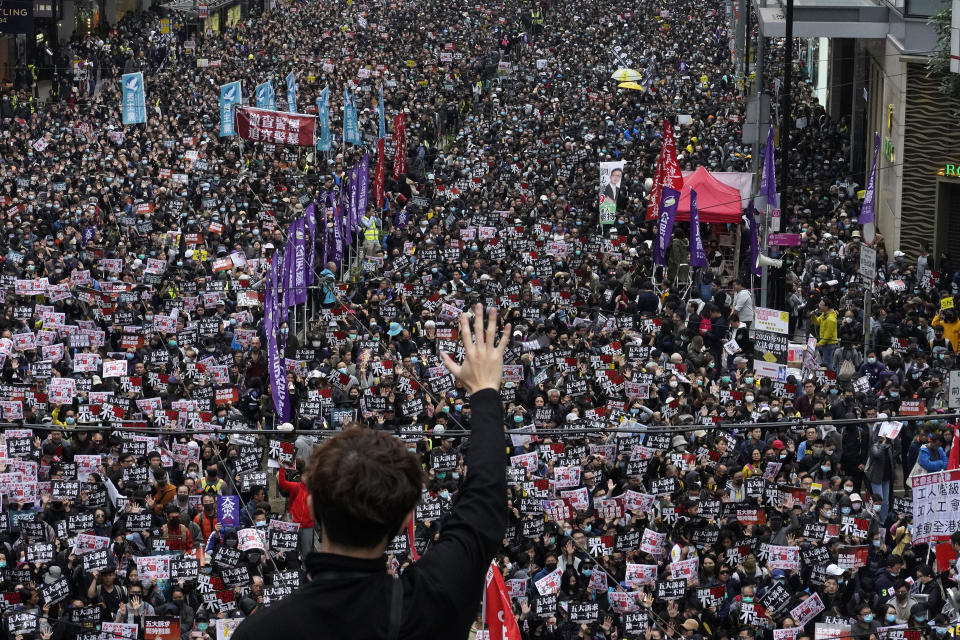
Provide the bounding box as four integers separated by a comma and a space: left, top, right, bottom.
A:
404, 387, 506, 634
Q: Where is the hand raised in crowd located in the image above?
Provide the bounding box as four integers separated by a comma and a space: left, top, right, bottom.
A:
440, 304, 510, 395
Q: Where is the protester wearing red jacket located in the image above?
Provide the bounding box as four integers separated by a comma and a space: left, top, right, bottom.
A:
277, 466, 315, 557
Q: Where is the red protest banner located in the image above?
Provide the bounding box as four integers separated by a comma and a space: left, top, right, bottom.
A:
235, 106, 317, 147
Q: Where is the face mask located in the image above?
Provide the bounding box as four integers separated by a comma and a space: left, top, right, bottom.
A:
439, 490, 450, 500
197, 624, 209, 631
745, 395, 754, 403
66, 417, 75, 425
824, 509, 834, 519
582, 569, 592, 577
514, 415, 524, 423
169, 340, 177, 347
916, 616, 927, 623
841, 506, 851, 515
844, 486, 854, 493
873, 539, 882, 548
721, 376, 731, 384
312, 340, 322, 347
868, 357, 876, 364
863, 614, 874, 623
563, 529, 573, 537
669, 380, 678, 389
339, 367, 348, 374
742, 596, 753, 603
630, 408, 640, 415
744, 377, 753, 384
886, 615, 897, 623
821, 465, 831, 473
890, 391, 900, 398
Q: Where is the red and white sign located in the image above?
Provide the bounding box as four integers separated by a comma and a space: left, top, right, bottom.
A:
535, 567, 562, 596
235, 106, 317, 147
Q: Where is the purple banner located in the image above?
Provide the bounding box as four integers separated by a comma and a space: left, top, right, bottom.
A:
281, 236, 296, 311
748, 200, 761, 277
689, 189, 707, 267
266, 256, 290, 422
343, 169, 356, 246
357, 153, 370, 220
860, 133, 880, 226
653, 187, 680, 266
331, 191, 343, 269
760, 125, 778, 208
395, 207, 409, 228
304, 202, 317, 286
290, 217, 307, 306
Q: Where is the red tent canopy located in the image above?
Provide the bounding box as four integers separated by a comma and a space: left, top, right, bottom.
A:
674, 166, 743, 223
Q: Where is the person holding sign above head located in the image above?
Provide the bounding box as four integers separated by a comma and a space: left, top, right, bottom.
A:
233, 304, 510, 640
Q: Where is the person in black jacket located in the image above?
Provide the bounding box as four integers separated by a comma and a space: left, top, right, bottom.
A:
233, 304, 509, 640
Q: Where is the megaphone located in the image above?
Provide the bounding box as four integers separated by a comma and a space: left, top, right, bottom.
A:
757, 254, 783, 269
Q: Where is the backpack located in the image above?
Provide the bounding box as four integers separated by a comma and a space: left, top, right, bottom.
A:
837, 353, 857, 381
699, 317, 712, 336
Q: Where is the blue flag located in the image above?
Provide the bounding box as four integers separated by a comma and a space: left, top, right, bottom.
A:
255, 81, 275, 110
689, 188, 707, 267
760, 125, 778, 208
285, 72, 297, 113
317, 88, 331, 151
219, 81, 242, 137
343, 87, 361, 146
378, 86, 386, 140
120, 72, 146, 125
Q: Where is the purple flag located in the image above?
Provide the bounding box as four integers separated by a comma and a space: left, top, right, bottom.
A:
689, 189, 707, 267
760, 125, 778, 208
343, 170, 356, 246
266, 256, 290, 423
860, 133, 880, 226
321, 204, 329, 267
395, 207, 409, 228
282, 237, 296, 311
304, 202, 317, 286
356, 153, 370, 221
290, 217, 307, 306
748, 199, 761, 277
331, 191, 344, 269
653, 186, 680, 266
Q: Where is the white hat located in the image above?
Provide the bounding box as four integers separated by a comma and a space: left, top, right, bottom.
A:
264, 243, 275, 250
277, 422, 294, 432
826, 564, 845, 576
894, 250, 905, 257
184, 249, 194, 259
849, 493, 863, 503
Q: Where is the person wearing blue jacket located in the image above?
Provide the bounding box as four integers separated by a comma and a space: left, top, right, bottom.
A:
917, 434, 947, 472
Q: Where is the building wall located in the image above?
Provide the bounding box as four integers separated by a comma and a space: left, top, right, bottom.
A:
899, 61, 960, 258
862, 36, 908, 253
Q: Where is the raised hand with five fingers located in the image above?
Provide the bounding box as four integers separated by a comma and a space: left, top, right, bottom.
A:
439, 304, 511, 396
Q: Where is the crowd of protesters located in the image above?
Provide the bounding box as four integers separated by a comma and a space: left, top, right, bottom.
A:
1, 0, 960, 637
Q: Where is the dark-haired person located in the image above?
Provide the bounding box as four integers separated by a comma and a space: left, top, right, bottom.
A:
233, 305, 509, 640
276, 460, 315, 557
